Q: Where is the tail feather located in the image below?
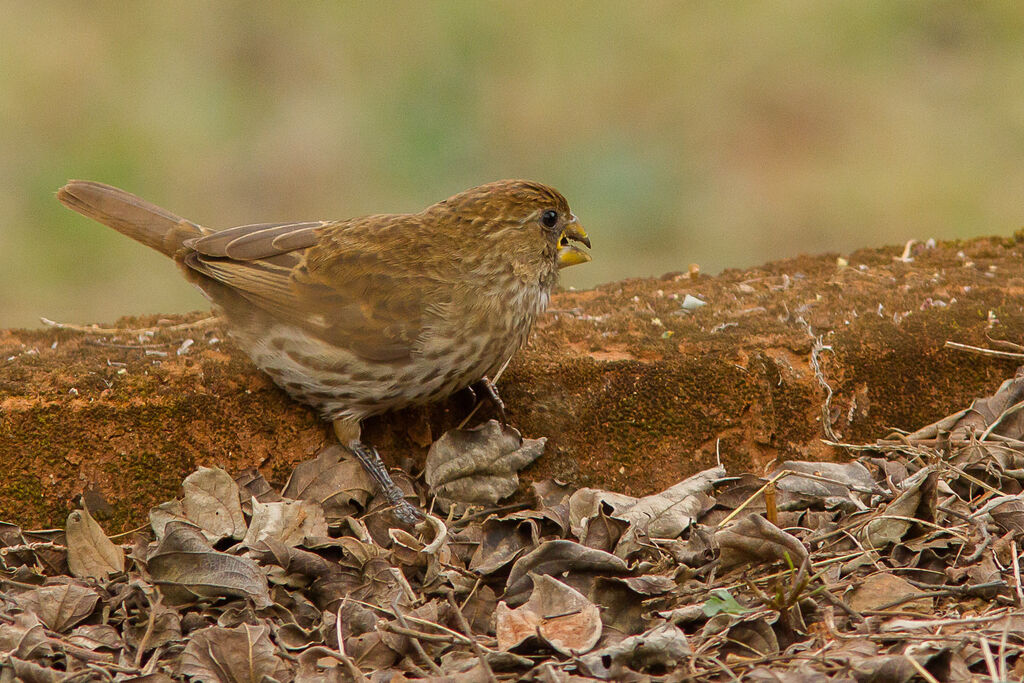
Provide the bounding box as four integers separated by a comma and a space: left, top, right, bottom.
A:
57, 180, 208, 258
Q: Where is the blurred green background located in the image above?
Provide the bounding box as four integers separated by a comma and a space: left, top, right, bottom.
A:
4, 2, 1024, 329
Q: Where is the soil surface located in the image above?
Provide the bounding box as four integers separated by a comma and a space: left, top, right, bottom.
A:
3, 233, 1024, 530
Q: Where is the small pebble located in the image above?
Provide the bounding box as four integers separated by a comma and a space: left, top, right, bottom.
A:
680, 294, 706, 311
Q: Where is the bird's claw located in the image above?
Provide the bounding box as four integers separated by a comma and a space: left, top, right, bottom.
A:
392, 500, 425, 524
473, 376, 507, 424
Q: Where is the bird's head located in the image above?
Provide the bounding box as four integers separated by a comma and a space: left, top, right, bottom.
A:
430, 180, 591, 279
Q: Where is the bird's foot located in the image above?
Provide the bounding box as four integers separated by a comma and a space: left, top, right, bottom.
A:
348, 440, 423, 524
390, 499, 425, 524
472, 376, 507, 424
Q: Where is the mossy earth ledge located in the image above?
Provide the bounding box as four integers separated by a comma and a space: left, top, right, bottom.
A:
3, 233, 1024, 530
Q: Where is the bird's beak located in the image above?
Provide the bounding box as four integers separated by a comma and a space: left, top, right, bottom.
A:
557, 221, 591, 269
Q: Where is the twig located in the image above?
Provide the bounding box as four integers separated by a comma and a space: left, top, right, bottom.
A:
944, 340, 1024, 360
819, 588, 865, 625
141, 645, 164, 676
903, 653, 940, 683
997, 618, 1011, 682
458, 576, 483, 612
902, 579, 1006, 598
715, 470, 789, 529
378, 622, 459, 644
894, 238, 916, 263
445, 588, 497, 683
343, 598, 477, 645
391, 597, 444, 675
0, 540, 66, 556
1013, 540, 1024, 607
804, 322, 839, 440
977, 635, 999, 683
873, 610, 1010, 630
450, 502, 531, 530
133, 592, 161, 668
764, 482, 778, 526
945, 463, 1008, 499
40, 315, 218, 335
938, 503, 992, 563
701, 655, 742, 682
335, 600, 370, 683
981, 398, 1024, 441
85, 339, 174, 350
301, 647, 371, 681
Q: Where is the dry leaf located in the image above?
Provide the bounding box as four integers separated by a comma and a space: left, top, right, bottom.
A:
902, 372, 1024, 441
770, 460, 878, 502
65, 507, 125, 579
0, 612, 53, 660
179, 623, 289, 682
282, 445, 374, 517
234, 468, 282, 503
124, 601, 182, 653
578, 502, 630, 553
496, 573, 602, 655
241, 498, 328, 548
149, 499, 190, 540
990, 497, 1024, 535
505, 540, 628, 605
569, 466, 722, 557
67, 623, 123, 652
12, 352, 1024, 681
716, 513, 808, 569
846, 572, 932, 613
579, 623, 691, 678
147, 521, 271, 608
469, 515, 539, 575
858, 467, 930, 549
723, 617, 780, 658
425, 420, 545, 507
12, 583, 99, 633
589, 575, 676, 640
181, 466, 248, 542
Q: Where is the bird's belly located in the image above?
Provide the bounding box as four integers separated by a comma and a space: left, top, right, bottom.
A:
238, 323, 518, 422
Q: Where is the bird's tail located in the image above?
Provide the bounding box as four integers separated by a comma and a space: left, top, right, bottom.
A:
57, 180, 209, 258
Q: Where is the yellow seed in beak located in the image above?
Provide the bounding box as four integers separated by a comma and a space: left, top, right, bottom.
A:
557, 222, 592, 269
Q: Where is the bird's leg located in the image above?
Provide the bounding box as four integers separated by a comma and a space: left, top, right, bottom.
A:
455, 383, 478, 414
333, 419, 422, 523
472, 376, 507, 424
349, 441, 422, 523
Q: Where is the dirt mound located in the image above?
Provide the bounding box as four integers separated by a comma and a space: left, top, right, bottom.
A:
2, 234, 1023, 529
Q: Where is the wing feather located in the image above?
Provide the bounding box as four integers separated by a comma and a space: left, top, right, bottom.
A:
186, 221, 326, 259
183, 216, 437, 362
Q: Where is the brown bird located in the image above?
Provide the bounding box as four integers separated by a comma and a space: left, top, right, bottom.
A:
57, 179, 591, 522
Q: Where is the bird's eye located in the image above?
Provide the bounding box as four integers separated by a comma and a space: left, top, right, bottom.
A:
541, 210, 559, 228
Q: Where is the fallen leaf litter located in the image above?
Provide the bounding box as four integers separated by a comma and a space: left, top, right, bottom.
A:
8, 369, 1024, 679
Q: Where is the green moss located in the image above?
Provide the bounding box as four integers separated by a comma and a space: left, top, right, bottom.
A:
595, 360, 750, 462
100, 447, 189, 529
0, 474, 65, 527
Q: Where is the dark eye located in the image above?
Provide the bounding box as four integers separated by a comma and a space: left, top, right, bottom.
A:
541, 210, 558, 228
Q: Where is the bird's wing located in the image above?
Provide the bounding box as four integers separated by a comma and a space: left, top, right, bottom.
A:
185, 221, 326, 259
183, 217, 436, 362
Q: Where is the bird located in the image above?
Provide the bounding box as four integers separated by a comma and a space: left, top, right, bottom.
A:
57, 179, 591, 522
